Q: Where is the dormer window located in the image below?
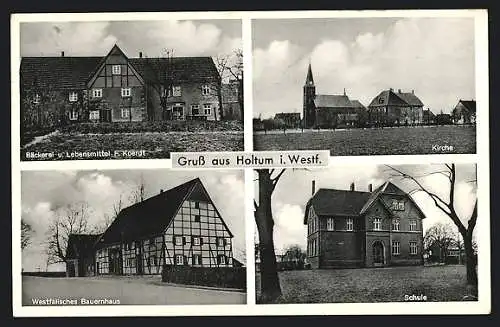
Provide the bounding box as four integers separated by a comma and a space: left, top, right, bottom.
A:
112, 65, 121, 75
92, 88, 102, 98
391, 200, 405, 211
69, 92, 78, 102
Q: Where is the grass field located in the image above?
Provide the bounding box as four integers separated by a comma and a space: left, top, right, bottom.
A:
21, 131, 244, 160
255, 265, 477, 303
253, 125, 476, 155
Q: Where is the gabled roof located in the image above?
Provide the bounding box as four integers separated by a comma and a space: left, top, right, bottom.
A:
20, 57, 102, 89
457, 100, 476, 113
303, 181, 426, 224
66, 234, 101, 259
96, 177, 233, 246
395, 92, 424, 106
97, 178, 197, 245
20, 45, 220, 90
350, 99, 366, 109
314, 94, 354, 108
368, 89, 409, 108
424, 109, 436, 118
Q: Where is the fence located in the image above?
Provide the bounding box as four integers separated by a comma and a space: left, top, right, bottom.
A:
161, 265, 246, 290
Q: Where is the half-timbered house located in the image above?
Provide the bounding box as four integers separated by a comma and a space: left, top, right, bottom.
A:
66, 178, 235, 277
20, 44, 222, 128
304, 181, 425, 269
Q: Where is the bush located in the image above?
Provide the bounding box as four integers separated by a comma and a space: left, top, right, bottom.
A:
162, 265, 246, 290
60, 120, 243, 134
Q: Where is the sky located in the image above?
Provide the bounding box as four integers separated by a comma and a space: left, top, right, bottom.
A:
253, 17, 476, 118
20, 20, 241, 58
21, 169, 245, 272
254, 164, 477, 254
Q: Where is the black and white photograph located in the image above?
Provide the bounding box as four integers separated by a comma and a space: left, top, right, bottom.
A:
20, 169, 246, 305
254, 164, 478, 303
252, 17, 477, 156
19, 19, 243, 161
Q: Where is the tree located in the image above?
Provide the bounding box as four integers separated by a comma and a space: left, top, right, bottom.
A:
387, 164, 478, 285
283, 244, 307, 269
21, 219, 33, 250
254, 169, 287, 302
46, 202, 93, 264
424, 222, 456, 263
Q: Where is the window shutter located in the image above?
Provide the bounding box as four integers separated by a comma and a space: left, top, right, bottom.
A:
200, 237, 204, 246
184, 255, 188, 265
182, 236, 186, 245
173, 236, 176, 245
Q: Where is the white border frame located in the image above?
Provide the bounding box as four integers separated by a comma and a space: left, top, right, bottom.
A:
11, 9, 490, 316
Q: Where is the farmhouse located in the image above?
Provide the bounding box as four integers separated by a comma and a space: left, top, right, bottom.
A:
65, 178, 236, 276
302, 63, 367, 128
452, 99, 476, 124
21, 44, 226, 128
367, 88, 424, 126
304, 181, 425, 269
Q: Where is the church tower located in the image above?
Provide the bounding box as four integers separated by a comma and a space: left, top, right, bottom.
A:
303, 63, 316, 128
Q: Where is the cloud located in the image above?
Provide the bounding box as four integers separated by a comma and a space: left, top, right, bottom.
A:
253, 17, 475, 118
273, 202, 306, 252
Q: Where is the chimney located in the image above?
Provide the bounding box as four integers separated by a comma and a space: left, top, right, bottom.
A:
412, 89, 414, 94
160, 189, 164, 194
343, 88, 346, 96
389, 87, 393, 92
139, 51, 143, 58
398, 89, 401, 93
311, 180, 316, 196
368, 184, 373, 192
350, 182, 355, 191
61, 51, 65, 57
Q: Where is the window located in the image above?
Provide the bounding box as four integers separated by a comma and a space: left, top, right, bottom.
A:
217, 237, 226, 247
392, 241, 400, 255
373, 218, 382, 231
194, 215, 200, 222
149, 237, 156, 247
192, 254, 202, 265
121, 108, 130, 119
149, 256, 157, 266
174, 235, 184, 246
172, 86, 181, 96
69, 110, 78, 121
202, 85, 210, 95
175, 254, 184, 265
192, 237, 201, 246
378, 97, 384, 104
33, 94, 41, 104
346, 218, 354, 231
392, 219, 400, 231
121, 87, 131, 97
191, 105, 200, 115
194, 202, 199, 209
92, 88, 102, 98
112, 65, 121, 75
327, 218, 334, 231
203, 104, 211, 115
398, 201, 405, 211
89, 110, 100, 120
217, 255, 226, 265
409, 242, 418, 255
69, 92, 78, 102
409, 220, 417, 231
391, 200, 405, 211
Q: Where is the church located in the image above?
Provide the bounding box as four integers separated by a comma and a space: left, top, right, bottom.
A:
302, 63, 367, 128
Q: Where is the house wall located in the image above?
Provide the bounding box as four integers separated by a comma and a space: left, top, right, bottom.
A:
364, 201, 392, 267
164, 198, 233, 268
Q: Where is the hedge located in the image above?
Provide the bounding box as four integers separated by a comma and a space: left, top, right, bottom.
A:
162, 265, 246, 290
60, 120, 243, 134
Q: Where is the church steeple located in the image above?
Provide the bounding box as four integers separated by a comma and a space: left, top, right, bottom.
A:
305, 62, 315, 86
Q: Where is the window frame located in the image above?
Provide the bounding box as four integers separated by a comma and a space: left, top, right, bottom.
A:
112, 65, 121, 75
120, 108, 130, 119
191, 104, 200, 115
203, 104, 212, 115
218, 254, 226, 265
68, 91, 78, 102
373, 217, 382, 231
172, 86, 182, 97
33, 94, 41, 104
174, 235, 183, 246
69, 110, 78, 121
192, 236, 201, 246
121, 87, 131, 98
192, 254, 202, 265
217, 237, 225, 247
175, 254, 184, 265
92, 88, 103, 98
202, 84, 211, 95
392, 241, 400, 255
392, 219, 400, 231
409, 220, 417, 231
326, 217, 334, 231
346, 217, 354, 231
409, 241, 418, 255
89, 110, 100, 120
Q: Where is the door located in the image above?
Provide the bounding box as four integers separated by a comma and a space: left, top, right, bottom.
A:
67, 262, 76, 277
172, 106, 184, 120
100, 109, 112, 122
108, 248, 121, 274
372, 241, 384, 266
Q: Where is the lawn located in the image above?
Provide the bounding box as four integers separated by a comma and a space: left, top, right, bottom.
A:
255, 265, 477, 303
253, 125, 476, 155
21, 131, 244, 160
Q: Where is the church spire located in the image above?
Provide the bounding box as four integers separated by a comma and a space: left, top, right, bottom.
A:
305, 62, 314, 86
